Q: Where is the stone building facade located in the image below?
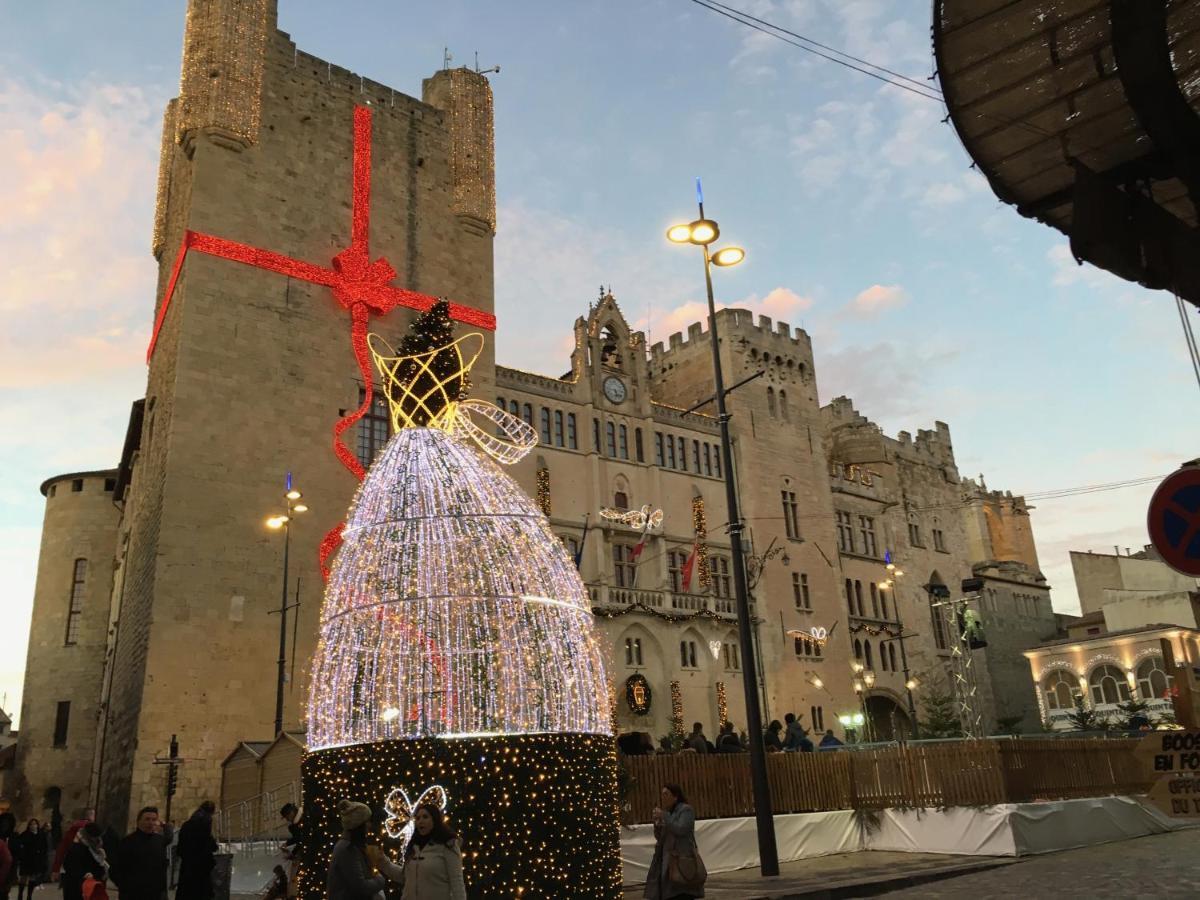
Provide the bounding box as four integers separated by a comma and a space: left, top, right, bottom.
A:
10, 0, 1054, 828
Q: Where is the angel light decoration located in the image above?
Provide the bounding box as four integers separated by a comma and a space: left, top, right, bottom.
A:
297, 324, 621, 898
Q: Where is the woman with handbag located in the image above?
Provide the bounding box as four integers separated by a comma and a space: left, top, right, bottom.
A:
645, 784, 706, 900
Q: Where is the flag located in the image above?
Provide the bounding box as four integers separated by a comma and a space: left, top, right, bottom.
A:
630, 532, 648, 562
680, 542, 699, 592
573, 514, 590, 570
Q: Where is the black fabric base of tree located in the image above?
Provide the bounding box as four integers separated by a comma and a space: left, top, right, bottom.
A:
298, 733, 622, 898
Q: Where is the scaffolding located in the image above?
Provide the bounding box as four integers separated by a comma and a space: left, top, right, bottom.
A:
933, 593, 984, 739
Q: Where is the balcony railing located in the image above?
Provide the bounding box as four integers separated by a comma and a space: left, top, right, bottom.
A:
588, 583, 738, 618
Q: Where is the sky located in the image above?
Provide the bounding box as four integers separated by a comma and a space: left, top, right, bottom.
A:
1, 0, 1195, 726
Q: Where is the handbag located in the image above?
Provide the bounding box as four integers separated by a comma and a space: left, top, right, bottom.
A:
667, 844, 707, 891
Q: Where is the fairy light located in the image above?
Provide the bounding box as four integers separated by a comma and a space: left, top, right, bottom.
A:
300, 333, 620, 897
692, 496, 710, 587
537, 467, 551, 517
716, 681, 728, 727
670, 680, 684, 737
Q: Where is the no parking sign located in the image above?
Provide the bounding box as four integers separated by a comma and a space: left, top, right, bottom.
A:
1147, 463, 1200, 577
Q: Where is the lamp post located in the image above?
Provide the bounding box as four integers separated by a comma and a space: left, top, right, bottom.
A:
879, 560, 920, 738
667, 185, 778, 876
267, 481, 308, 737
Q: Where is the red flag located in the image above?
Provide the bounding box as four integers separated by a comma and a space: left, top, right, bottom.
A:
681, 542, 699, 592
630, 533, 648, 562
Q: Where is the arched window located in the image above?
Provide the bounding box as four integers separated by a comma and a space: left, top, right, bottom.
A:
605, 422, 617, 457
1088, 664, 1130, 705
1043, 670, 1075, 711
888, 644, 897, 671
863, 641, 874, 670
522, 403, 533, 426
779, 390, 790, 421
880, 644, 889, 671
618, 425, 629, 459
539, 408, 552, 444
853, 639, 863, 660
767, 387, 777, 418
869, 583, 880, 618
845, 579, 855, 615
1137, 656, 1171, 700
880, 589, 889, 620
624, 636, 644, 667
854, 581, 864, 617
634, 428, 644, 462
614, 491, 629, 511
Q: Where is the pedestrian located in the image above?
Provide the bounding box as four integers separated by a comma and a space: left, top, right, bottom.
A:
261, 865, 288, 900
392, 803, 467, 900
716, 723, 741, 753
110, 807, 172, 900
0, 816, 16, 900
782, 713, 808, 751
797, 732, 815, 753
819, 729, 844, 750
61, 823, 108, 900
684, 723, 709, 754
0, 813, 14, 900
763, 720, 784, 752
15, 819, 48, 899
51, 808, 95, 883
326, 800, 392, 899
645, 784, 706, 900
175, 801, 218, 900
279, 803, 302, 896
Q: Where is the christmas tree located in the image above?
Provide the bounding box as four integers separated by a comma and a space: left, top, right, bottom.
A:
298, 332, 621, 897
387, 300, 469, 425
917, 681, 963, 738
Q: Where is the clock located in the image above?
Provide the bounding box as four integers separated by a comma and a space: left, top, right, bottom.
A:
602, 376, 627, 404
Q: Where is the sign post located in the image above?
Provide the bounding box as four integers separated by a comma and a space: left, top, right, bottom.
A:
1147, 462, 1200, 577
1136, 730, 1200, 820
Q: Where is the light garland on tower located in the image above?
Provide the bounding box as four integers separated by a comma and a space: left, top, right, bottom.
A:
670, 680, 684, 737
692, 496, 710, 587
537, 466, 552, 517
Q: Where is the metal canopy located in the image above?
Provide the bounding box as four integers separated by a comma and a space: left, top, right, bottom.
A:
934, 0, 1200, 306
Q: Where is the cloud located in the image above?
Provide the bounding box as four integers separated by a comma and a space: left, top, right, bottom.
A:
0, 73, 167, 727
846, 283, 907, 317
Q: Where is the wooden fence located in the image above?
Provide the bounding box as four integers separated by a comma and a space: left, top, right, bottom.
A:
620, 738, 1153, 824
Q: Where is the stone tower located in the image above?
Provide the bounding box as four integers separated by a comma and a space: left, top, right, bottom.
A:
93, 0, 498, 827
9, 471, 119, 819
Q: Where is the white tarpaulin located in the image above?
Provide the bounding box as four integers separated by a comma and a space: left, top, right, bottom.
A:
621, 810, 859, 885
870, 806, 1017, 856
1009, 796, 1182, 855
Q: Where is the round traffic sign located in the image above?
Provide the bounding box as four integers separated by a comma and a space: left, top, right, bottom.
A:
1147, 465, 1200, 577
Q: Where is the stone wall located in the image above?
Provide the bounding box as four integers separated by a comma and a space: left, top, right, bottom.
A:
10, 472, 119, 819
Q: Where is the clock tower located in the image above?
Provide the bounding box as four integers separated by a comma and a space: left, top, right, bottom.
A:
570, 289, 648, 416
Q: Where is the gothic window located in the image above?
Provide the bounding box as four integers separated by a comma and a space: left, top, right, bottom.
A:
678, 437, 688, 472
593, 418, 602, 453
667, 437, 677, 469
880, 644, 889, 670
853, 639, 863, 660
1137, 657, 1172, 700
680, 640, 698, 669
723, 641, 740, 670
614, 491, 629, 511
864, 641, 874, 670
810, 705, 824, 731
845, 578, 855, 616
931, 601, 947, 650
767, 387, 777, 418
613, 544, 637, 587
710, 556, 732, 598
792, 572, 811, 610
836, 511, 855, 553
65, 558, 87, 646
1044, 671, 1075, 711
781, 491, 800, 539
540, 408, 552, 444
606, 422, 617, 457
933, 528, 947, 552
794, 636, 819, 658
567, 414, 578, 449
356, 388, 390, 469
600, 325, 622, 369
624, 637, 643, 667
692, 440, 701, 471
554, 410, 565, 447
618, 425, 629, 459
668, 550, 688, 593
858, 516, 878, 557
712, 445, 721, 477
888, 644, 897, 671
509, 399, 520, 418
704, 444, 713, 476
907, 520, 923, 547
654, 432, 665, 466
869, 582, 880, 618
854, 580, 865, 617
635, 428, 644, 462
880, 588, 889, 620
1088, 665, 1130, 705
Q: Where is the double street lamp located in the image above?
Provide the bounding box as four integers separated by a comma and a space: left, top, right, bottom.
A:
667, 186, 779, 876
267, 483, 308, 737
879, 561, 921, 738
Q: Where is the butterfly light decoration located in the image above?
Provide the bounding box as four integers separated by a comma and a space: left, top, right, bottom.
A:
382, 784, 450, 856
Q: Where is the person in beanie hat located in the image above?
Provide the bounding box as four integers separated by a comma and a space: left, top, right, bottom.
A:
326, 800, 401, 900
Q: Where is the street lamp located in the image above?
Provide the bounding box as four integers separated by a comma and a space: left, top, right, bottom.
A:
879, 560, 920, 739
266, 480, 308, 737
667, 182, 778, 876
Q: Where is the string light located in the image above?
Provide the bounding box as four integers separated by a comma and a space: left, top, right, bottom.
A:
625, 674, 652, 715
592, 600, 730, 624
598, 505, 664, 531
692, 497, 710, 587
716, 681, 728, 727
442, 69, 497, 233
299, 735, 621, 897
849, 623, 904, 638
537, 467, 551, 517
671, 680, 684, 737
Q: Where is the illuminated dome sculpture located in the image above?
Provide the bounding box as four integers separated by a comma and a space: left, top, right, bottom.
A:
298, 329, 621, 897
